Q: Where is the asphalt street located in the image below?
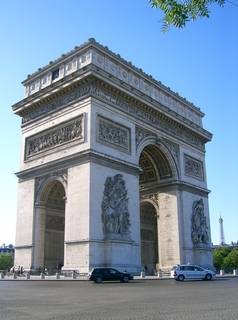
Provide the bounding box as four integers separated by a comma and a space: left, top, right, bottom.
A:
1, 278, 238, 320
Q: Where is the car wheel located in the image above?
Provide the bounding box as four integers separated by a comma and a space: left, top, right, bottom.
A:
122, 276, 129, 283
95, 277, 102, 283
178, 274, 185, 281
205, 273, 212, 281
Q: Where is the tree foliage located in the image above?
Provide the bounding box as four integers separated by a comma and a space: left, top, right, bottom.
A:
150, 0, 225, 30
0, 253, 13, 271
213, 247, 238, 271
223, 249, 238, 271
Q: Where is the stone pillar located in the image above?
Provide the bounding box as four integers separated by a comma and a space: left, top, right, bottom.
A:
88, 162, 141, 274
158, 188, 182, 270
32, 205, 46, 269
14, 179, 35, 269
63, 163, 90, 273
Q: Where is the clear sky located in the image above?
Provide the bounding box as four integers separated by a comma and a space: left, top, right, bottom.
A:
0, 0, 237, 246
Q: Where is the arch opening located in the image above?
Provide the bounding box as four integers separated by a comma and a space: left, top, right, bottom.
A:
41, 180, 66, 271
139, 144, 174, 274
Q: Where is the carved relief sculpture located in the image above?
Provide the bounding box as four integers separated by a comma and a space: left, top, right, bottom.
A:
191, 199, 209, 246
97, 116, 130, 153
101, 174, 130, 239
25, 116, 84, 159
135, 126, 156, 150
185, 154, 204, 180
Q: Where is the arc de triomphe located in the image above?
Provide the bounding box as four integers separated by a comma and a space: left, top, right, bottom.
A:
13, 39, 213, 274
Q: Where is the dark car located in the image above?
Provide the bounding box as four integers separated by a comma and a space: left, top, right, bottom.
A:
89, 268, 133, 283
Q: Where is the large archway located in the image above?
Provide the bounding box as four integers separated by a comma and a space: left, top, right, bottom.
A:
139, 143, 175, 274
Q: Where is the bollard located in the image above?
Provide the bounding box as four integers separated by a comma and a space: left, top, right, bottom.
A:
220, 269, 224, 276
0, 272, 4, 279
56, 272, 60, 279
26, 273, 30, 280
40, 272, 45, 280
72, 271, 77, 279
157, 270, 163, 278
140, 271, 145, 278
233, 269, 238, 276
13, 273, 17, 279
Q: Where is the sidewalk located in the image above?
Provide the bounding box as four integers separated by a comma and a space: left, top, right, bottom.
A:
1, 273, 238, 281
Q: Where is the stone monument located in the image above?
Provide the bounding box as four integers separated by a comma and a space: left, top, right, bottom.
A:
12, 39, 213, 274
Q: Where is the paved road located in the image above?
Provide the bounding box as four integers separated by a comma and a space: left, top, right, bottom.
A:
1, 278, 238, 320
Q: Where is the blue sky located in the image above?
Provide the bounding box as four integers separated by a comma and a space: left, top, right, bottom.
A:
0, 0, 237, 245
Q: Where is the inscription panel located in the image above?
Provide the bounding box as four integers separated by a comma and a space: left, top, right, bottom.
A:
184, 154, 204, 180
25, 115, 84, 160
97, 115, 131, 153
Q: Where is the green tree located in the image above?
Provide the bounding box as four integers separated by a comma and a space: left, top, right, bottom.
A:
213, 250, 224, 270
150, 0, 225, 30
223, 249, 238, 271
213, 247, 232, 270
0, 253, 13, 271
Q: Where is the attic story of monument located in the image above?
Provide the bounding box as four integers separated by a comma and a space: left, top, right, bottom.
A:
12, 39, 213, 274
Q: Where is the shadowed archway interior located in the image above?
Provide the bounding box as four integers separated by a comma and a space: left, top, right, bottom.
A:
139, 144, 172, 189
42, 181, 66, 270
140, 202, 158, 275
139, 144, 173, 274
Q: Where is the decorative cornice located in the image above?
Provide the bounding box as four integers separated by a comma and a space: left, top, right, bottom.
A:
16, 149, 141, 181
15, 245, 33, 249
21, 38, 203, 119
13, 75, 211, 152
140, 180, 210, 197
13, 76, 212, 154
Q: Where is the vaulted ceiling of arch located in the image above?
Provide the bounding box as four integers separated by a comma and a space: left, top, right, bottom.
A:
139, 145, 172, 186
45, 181, 65, 209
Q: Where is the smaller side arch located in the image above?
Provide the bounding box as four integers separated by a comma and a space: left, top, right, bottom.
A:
35, 171, 67, 205
140, 200, 159, 275
140, 197, 159, 218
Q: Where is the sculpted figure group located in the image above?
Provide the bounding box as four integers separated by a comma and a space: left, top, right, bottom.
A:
101, 174, 130, 236
191, 198, 209, 245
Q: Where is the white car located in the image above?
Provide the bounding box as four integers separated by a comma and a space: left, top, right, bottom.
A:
172, 264, 216, 281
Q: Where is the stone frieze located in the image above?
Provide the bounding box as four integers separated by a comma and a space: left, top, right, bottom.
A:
25, 115, 84, 160
22, 83, 91, 124
184, 154, 204, 180
97, 116, 131, 153
23, 79, 205, 150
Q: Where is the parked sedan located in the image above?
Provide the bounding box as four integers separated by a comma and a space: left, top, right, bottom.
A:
89, 267, 133, 283
172, 264, 216, 281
